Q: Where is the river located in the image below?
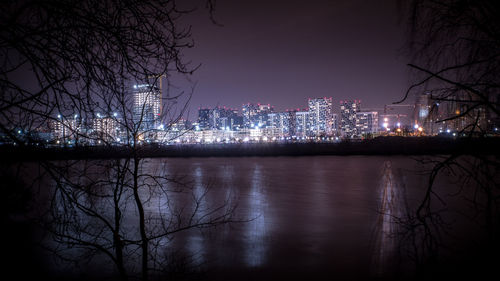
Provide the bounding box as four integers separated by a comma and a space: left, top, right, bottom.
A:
13, 155, 487, 280
131, 156, 430, 280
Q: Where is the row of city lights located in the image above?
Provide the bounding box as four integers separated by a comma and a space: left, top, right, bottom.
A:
58, 112, 119, 119
56, 114, 428, 133
186, 136, 340, 144
53, 112, 496, 141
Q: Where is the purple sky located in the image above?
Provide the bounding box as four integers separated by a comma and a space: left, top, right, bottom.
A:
181, 0, 410, 117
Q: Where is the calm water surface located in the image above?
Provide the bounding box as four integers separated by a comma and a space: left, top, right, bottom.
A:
141, 156, 432, 280
36, 155, 457, 280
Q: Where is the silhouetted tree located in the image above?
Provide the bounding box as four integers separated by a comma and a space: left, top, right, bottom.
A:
396, 0, 500, 278
0, 1, 243, 280
0, 0, 218, 144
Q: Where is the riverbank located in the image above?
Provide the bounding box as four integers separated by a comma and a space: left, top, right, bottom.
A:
1, 136, 499, 161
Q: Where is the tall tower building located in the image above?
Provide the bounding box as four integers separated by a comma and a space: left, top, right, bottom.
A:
340, 100, 360, 138
308, 97, 333, 136
133, 84, 161, 131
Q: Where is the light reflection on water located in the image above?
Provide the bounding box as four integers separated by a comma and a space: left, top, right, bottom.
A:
159, 156, 419, 276
370, 161, 405, 277
186, 164, 206, 265
45, 156, 444, 278
244, 163, 268, 267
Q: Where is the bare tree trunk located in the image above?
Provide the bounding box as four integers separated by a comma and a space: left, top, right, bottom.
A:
113, 158, 128, 281
133, 154, 149, 281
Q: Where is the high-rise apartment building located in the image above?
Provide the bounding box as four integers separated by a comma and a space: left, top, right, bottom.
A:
93, 116, 119, 142
197, 108, 211, 130
267, 112, 280, 128
242, 103, 274, 128
242, 103, 259, 128
133, 84, 161, 130
340, 100, 360, 138
51, 115, 81, 143
295, 110, 310, 137
332, 113, 339, 135
308, 97, 333, 136
439, 92, 489, 134
285, 110, 297, 136
268, 112, 293, 137
414, 92, 432, 133
198, 107, 241, 130
356, 111, 378, 136
214, 106, 239, 130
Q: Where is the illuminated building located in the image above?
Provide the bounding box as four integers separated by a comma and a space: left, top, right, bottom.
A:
198, 108, 211, 130
285, 110, 297, 136
242, 103, 274, 128
441, 92, 489, 134
332, 113, 339, 135
198, 107, 241, 130
133, 84, 161, 131
340, 100, 360, 138
267, 112, 280, 128
93, 116, 119, 142
268, 112, 293, 137
51, 114, 81, 144
356, 111, 378, 136
209, 107, 221, 129
411, 92, 489, 135
215, 107, 240, 130
308, 97, 333, 136
295, 110, 310, 137
242, 103, 259, 128
414, 92, 431, 133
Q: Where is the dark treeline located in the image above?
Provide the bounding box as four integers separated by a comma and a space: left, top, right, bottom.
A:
2, 137, 499, 160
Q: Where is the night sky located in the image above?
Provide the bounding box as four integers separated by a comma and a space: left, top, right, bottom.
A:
182, 0, 410, 116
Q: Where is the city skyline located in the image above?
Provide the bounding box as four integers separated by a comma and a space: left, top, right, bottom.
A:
44, 87, 459, 146
16, 76, 493, 148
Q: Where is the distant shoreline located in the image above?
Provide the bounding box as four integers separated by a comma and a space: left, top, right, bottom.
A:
1, 136, 499, 161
